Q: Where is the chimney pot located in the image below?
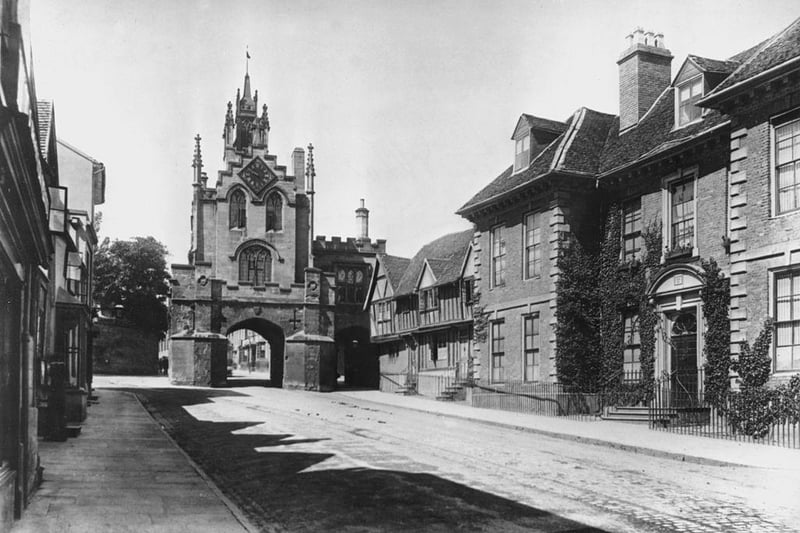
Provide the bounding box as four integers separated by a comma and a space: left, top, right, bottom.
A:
618, 28, 673, 131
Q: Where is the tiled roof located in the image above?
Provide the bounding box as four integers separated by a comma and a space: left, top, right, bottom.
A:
703, 16, 800, 100
395, 229, 473, 295
688, 55, 740, 75
37, 100, 53, 159
458, 109, 615, 213
556, 109, 617, 174
599, 88, 730, 174
521, 114, 568, 134
380, 254, 411, 290
460, 18, 800, 212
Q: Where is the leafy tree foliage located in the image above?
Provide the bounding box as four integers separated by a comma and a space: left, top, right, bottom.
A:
94, 236, 170, 337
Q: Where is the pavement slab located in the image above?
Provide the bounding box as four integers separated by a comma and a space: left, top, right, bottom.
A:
11, 389, 250, 533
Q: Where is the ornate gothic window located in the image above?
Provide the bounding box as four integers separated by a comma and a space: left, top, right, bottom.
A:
336, 265, 368, 304
230, 189, 247, 229
266, 193, 283, 231
239, 245, 271, 284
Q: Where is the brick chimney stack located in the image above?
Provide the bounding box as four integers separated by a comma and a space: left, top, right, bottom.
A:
618, 27, 672, 131
355, 199, 369, 241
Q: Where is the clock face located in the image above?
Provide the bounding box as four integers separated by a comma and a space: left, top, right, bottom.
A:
238, 157, 276, 195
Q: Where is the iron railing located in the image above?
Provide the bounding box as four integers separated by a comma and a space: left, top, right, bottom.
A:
649, 368, 799, 449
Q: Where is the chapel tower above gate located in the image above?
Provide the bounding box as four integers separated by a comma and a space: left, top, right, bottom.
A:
169, 66, 384, 390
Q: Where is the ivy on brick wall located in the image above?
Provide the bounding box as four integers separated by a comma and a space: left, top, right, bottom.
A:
596, 207, 661, 404
726, 319, 776, 438
555, 235, 601, 392
636, 222, 662, 399
700, 258, 731, 410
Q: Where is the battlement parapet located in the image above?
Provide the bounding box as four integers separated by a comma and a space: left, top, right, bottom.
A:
313, 235, 386, 255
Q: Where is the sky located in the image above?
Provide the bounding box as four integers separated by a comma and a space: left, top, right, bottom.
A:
30, 0, 800, 263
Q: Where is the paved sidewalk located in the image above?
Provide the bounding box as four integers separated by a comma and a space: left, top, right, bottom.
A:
336, 389, 800, 471
12, 389, 251, 533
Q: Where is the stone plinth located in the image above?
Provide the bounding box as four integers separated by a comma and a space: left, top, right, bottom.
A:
169, 333, 229, 386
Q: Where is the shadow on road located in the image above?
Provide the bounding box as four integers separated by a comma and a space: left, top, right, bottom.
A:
130, 387, 608, 532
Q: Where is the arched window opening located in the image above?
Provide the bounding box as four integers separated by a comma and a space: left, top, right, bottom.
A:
239, 246, 271, 284
266, 193, 283, 231
230, 189, 247, 229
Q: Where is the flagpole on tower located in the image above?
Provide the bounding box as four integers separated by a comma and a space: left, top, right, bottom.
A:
246, 46, 250, 74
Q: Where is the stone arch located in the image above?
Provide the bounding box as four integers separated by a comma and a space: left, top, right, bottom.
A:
335, 325, 377, 388
227, 318, 285, 387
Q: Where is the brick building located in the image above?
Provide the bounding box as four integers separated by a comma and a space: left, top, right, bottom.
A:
168, 67, 384, 390
365, 230, 475, 398
458, 20, 800, 393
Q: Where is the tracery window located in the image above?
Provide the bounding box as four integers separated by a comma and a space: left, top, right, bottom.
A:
239, 245, 271, 284
336, 266, 368, 304
230, 189, 247, 229
266, 192, 283, 231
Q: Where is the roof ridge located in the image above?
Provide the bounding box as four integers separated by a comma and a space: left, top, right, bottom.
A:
717, 16, 799, 90
551, 108, 584, 169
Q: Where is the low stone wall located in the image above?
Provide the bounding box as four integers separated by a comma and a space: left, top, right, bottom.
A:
93, 323, 159, 375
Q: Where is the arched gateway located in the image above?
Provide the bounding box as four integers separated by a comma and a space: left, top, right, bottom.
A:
167, 67, 383, 390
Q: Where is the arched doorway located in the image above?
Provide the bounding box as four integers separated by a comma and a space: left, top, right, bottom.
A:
336, 326, 377, 388
647, 265, 705, 405
227, 318, 285, 387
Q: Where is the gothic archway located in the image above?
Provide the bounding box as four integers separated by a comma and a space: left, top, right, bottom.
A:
335, 326, 377, 388
227, 318, 285, 387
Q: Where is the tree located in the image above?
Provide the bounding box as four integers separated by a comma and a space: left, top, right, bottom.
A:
94, 236, 170, 338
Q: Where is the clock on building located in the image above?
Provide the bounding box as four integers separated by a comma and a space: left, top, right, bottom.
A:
238, 157, 276, 195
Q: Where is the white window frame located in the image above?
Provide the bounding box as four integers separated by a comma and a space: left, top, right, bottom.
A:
522, 313, 540, 382
675, 74, 704, 129
490, 319, 505, 383
662, 167, 699, 260
770, 108, 800, 218
523, 211, 542, 279
621, 197, 643, 263
770, 266, 800, 372
490, 225, 506, 288
514, 133, 531, 173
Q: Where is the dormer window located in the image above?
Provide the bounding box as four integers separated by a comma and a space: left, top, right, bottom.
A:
677, 76, 703, 127
514, 133, 531, 172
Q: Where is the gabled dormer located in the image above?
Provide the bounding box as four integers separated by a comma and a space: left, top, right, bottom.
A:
673, 55, 739, 129
416, 259, 439, 311
511, 114, 566, 174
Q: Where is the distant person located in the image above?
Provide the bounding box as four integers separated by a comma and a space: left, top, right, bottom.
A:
159, 356, 169, 376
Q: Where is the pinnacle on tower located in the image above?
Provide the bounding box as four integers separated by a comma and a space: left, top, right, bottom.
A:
192, 134, 203, 183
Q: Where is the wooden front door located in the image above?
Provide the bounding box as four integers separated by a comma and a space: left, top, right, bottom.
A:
670, 312, 698, 406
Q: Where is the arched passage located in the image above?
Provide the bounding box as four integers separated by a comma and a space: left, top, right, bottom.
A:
336, 326, 377, 388
227, 318, 285, 387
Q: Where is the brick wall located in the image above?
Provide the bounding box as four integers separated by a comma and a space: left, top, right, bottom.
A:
726, 83, 800, 379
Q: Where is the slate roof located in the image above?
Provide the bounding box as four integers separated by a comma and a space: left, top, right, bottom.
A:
380, 254, 411, 291
37, 100, 53, 159
395, 229, 474, 296
703, 16, 800, 101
